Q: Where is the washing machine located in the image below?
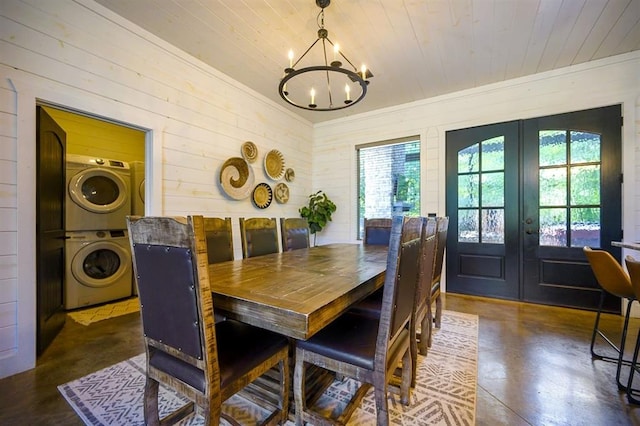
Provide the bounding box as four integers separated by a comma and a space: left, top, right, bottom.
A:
65, 229, 132, 309
66, 154, 131, 231
130, 161, 145, 216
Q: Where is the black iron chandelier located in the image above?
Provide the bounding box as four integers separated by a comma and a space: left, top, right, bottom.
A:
278, 0, 372, 112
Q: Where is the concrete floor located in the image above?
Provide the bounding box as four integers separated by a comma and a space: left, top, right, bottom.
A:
0, 293, 639, 425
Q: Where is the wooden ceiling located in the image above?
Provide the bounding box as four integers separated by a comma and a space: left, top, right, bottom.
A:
94, 0, 640, 123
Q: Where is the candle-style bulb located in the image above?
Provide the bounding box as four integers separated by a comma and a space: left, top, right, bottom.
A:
361, 65, 367, 80
288, 50, 294, 68
334, 44, 340, 60
310, 88, 316, 103
344, 84, 352, 104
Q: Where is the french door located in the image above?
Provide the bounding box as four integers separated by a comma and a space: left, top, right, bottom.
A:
445, 105, 622, 312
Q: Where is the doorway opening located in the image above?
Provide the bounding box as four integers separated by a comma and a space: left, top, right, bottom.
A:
36, 104, 146, 356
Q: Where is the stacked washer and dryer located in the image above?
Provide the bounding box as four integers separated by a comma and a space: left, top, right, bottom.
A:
64, 155, 134, 309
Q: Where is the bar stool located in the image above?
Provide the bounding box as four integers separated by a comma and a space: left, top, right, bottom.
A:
584, 247, 636, 390
624, 256, 640, 404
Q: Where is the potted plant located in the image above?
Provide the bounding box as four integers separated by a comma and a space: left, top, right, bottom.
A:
299, 190, 337, 246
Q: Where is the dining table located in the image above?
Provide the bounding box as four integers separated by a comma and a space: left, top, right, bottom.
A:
208, 243, 389, 340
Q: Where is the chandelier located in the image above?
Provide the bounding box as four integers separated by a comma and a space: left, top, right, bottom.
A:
278, 0, 372, 112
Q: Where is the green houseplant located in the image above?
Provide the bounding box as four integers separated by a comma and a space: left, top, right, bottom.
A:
299, 190, 337, 246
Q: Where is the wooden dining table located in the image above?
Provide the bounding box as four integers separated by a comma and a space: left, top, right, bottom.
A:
208, 243, 388, 340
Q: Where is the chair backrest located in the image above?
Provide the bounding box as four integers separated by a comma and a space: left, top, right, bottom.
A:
204, 217, 234, 263
376, 216, 422, 365
364, 218, 393, 245
280, 218, 311, 251
239, 217, 279, 258
402, 216, 424, 242
432, 216, 449, 285
416, 218, 438, 305
584, 247, 634, 298
127, 215, 220, 397
625, 256, 640, 300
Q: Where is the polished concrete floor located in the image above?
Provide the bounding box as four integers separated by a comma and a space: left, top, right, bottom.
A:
1, 293, 639, 425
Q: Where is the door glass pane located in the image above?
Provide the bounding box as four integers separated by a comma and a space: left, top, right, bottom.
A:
458, 174, 479, 207
539, 168, 567, 206
481, 172, 504, 206
481, 137, 504, 171
570, 131, 600, 163
571, 165, 600, 205
539, 129, 602, 248
458, 136, 506, 244
539, 130, 567, 166
571, 208, 600, 247
458, 144, 479, 173
459, 209, 479, 242
540, 208, 567, 246
482, 209, 504, 243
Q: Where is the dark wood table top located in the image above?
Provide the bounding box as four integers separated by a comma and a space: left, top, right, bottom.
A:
209, 243, 388, 340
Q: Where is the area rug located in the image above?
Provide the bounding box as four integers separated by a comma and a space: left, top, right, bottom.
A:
58, 310, 477, 425
67, 298, 140, 326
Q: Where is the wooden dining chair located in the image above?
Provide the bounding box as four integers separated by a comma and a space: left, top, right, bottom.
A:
363, 217, 393, 245
426, 216, 449, 348
127, 215, 289, 425
411, 217, 437, 369
351, 216, 437, 386
351, 216, 424, 317
623, 255, 640, 404
293, 215, 419, 425
280, 217, 310, 251
584, 246, 636, 390
203, 217, 234, 263
239, 217, 279, 258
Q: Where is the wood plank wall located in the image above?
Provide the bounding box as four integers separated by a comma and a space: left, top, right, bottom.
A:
0, 0, 313, 378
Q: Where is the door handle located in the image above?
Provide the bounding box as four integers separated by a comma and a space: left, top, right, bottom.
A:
57, 236, 71, 240
525, 229, 538, 235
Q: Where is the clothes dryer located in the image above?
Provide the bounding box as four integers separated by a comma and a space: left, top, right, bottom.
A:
65, 154, 131, 231
64, 229, 132, 309
130, 161, 145, 216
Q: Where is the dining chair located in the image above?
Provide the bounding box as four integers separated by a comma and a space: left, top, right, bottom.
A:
239, 217, 279, 258
363, 217, 393, 245
293, 215, 419, 425
127, 215, 289, 425
280, 217, 310, 251
623, 255, 640, 404
411, 217, 438, 366
426, 216, 449, 348
352, 216, 425, 317
351, 216, 437, 386
584, 246, 636, 390
203, 217, 234, 263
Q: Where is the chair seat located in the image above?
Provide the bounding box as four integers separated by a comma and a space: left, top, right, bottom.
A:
150, 319, 288, 392
298, 312, 389, 370
349, 287, 383, 317
216, 320, 289, 389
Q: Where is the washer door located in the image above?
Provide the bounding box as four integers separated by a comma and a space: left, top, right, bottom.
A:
71, 241, 131, 288
69, 168, 128, 213
138, 178, 145, 205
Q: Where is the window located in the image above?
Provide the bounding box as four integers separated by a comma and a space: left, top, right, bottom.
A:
357, 137, 420, 239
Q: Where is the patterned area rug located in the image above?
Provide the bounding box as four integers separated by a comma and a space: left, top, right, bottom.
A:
58, 310, 477, 425
67, 298, 140, 326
